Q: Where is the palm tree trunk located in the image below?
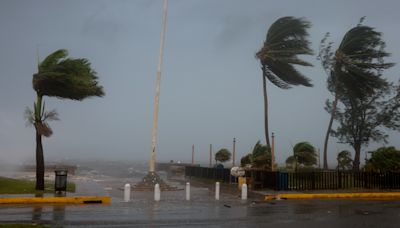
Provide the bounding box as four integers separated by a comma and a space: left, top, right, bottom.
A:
34, 95, 45, 190
35, 129, 45, 190
262, 69, 271, 148
322, 93, 338, 170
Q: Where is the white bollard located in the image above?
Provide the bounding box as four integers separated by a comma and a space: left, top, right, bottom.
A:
154, 183, 161, 201
215, 182, 220, 200
124, 183, 131, 202
241, 184, 248, 200
186, 182, 190, 201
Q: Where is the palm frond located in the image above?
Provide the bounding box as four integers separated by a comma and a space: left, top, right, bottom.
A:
39, 49, 68, 73
257, 16, 313, 89
33, 52, 105, 100
24, 107, 35, 127
42, 109, 59, 122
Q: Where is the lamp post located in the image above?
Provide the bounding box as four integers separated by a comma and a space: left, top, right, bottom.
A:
271, 132, 276, 171
232, 138, 236, 167
149, 0, 168, 173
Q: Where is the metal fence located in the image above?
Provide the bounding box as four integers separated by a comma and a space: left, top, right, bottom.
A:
185, 166, 237, 183
185, 166, 400, 190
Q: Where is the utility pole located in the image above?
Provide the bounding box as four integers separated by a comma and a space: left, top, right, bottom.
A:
209, 144, 213, 167
232, 138, 236, 167
191, 144, 194, 165
149, 0, 168, 173
271, 132, 276, 171
318, 148, 321, 169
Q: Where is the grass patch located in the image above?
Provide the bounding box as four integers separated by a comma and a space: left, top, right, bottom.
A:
0, 176, 75, 194
0, 224, 52, 228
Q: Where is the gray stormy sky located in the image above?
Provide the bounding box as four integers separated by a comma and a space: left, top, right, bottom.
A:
0, 0, 399, 167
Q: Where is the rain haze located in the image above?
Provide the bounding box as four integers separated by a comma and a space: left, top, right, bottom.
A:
0, 0, 399, 167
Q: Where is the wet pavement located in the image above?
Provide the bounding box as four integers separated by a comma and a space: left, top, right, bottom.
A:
1, 163, 400, 227
1, 177, 400, 227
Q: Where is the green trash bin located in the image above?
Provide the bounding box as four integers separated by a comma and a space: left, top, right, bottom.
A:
55, 170, 68, 194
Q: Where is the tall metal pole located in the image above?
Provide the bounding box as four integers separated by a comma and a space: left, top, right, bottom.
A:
192, 144, 194, 165
232, 138, 236, 167
271, 132, 275, 171
209, 144, 213, 167
149, 0, 168, 173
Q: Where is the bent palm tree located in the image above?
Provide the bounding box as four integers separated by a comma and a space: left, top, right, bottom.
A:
319, 19, 394, 170
256, 17, 314, 170
28, 49, 104, 190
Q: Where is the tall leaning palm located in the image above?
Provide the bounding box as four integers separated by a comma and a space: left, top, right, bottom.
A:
319, 20, 393, 170
256, 17, 314, 169
26, 49, 104, 190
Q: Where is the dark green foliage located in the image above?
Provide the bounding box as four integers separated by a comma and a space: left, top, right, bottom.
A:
319, 18, 395, 170
365, 147, 400, 172
33, 49, 105, 100
251, 141, 271, 169
256, 16, 313, 89
256, 16, 313, 149
332, 83, 400, 169
240, 153, 252, 167
215, 148, 231, 163
28, 49, 105, 190
285, 155, 296, 169
337, 150, 353, 170
293, 142, 317, 167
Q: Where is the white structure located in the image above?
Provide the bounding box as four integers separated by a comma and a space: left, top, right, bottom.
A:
124, 183, 131, 202
241, 184, 248, 200
215, 182, 220, 200
186, 182, 190, 201
154, 183, 161, 201
149, 0, 168, 173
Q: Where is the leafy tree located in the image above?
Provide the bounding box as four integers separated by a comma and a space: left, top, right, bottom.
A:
285, 155, 296, 169
365, 147, 400, 172
337, 150, 353, 170
293, 142, 317, 167
240, 153, 252, 167
251, 141, 271, 169
215, 148, 231, 164
26, 49, 104, 190
256, 17, 313, 169
331, 82, 400, 170
318, 18, 394, 170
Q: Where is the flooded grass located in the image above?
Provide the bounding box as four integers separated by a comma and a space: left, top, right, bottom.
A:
0, 176, 75, 194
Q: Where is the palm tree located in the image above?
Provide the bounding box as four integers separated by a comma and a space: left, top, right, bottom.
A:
26, 49, 104, 190
293, 141, 317, 168
256, 17, 314, 170
319, 18, 394, 170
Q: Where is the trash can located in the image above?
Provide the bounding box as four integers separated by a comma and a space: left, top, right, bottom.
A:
55, 170, 68, 194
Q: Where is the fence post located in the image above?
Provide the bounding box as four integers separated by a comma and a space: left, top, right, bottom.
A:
311, 172, 316, 190
338, 171, 342, 189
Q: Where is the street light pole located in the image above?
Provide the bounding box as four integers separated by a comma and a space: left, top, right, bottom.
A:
149, 0, 168, 173
232, 138, 236, 167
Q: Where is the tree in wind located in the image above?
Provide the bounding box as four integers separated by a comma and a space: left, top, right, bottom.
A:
319, 18, 394, 170
256, 17, 314, 169
25, 49, 104, 190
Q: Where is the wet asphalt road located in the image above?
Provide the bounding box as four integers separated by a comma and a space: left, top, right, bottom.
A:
1, 182, 400, 228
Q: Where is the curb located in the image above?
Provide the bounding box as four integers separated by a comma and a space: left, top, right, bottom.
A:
0, 196, 111, 204
265, 192, 400, 200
